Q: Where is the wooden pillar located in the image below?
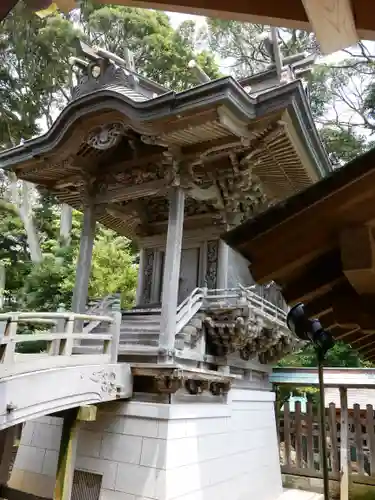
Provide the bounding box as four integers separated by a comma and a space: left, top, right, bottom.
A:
217, 239, 229, 289
135, 248, 145, 305
54, 406, 97, 500
151, 250, 163, 304
0, 426, 16, 485
72, 203, 96, 313
340, 387, 349, 500
159, 187, 185, 356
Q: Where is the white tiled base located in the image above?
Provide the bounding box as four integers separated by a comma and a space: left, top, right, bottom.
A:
10, 388, 283, 500
279, 490, 324, 500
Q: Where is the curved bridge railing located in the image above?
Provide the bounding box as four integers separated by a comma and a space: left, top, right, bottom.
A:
0, 311, 132, 431
0, 310, 121, 377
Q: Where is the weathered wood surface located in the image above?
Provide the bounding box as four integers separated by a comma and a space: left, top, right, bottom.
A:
222, 145, 375, 360
278, 399, 375, 485
340, 387, 349, 500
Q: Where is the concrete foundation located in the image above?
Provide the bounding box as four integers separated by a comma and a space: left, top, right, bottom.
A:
9, 388, 282, 500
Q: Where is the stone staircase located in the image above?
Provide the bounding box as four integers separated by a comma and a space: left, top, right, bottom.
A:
120, 309, 161, 349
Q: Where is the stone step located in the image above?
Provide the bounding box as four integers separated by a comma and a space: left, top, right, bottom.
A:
120, 332, 160, 340
117, 344, 159, 355
121, 339, 159, 346
120, 324, 160, 333
121, 316, 160, 325
122, 313, 160, 319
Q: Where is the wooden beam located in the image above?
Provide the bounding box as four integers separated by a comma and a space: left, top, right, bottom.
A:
77, 405, 97, 422
282, 250, 344, 304
53, 408, 80, 500
50, 405, 97, 422
355, 335, 375, 353
147, 212, 218, 231
318, 311, 338, 330
95, 179, 167, 205
104, 151, 164, 176
336, 329, 365, 346
340, 226, 375, 295
350, 331, 373, 346
303, 292, 334, 319
361, 344, 375, 359
332, 292, 375, 333
301, 0, 358, 55
333, 327, 360, 341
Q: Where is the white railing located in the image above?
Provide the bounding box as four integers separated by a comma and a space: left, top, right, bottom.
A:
84, 294, 120, 333
175, 287, 206, 334
204, 285, 288, 328
0, 310, 121, 376
240, 285, 288, 324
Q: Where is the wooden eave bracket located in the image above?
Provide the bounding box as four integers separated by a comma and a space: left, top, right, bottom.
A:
131, 363, 233, 383
131, 363, 233, 395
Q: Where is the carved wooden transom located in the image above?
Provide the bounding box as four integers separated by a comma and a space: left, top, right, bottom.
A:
86, 123, 126, 150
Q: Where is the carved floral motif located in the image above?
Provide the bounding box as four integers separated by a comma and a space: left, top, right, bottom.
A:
142, 250, 154, 304
89, 370, 117, 396
205, 241, 218, 289
87, 123, 125, 150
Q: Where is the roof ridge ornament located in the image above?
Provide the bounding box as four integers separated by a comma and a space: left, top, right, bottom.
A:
70, 40, 141, 101
86, 123, 127, 151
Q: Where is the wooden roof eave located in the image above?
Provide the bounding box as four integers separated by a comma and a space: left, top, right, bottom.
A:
0, 78, 325, 177
222, 146, 375, 268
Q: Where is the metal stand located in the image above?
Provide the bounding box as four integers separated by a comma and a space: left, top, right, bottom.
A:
317, 349, 330, 500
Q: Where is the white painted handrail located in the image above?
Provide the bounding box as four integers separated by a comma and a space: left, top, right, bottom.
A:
87, 294, 119, 315
175, 287, 206, 334
204, 285, 288, 328
0, 310, 122, 374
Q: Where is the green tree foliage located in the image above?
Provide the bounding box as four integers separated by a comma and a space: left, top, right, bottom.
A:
278, 341, 366, 369
275, 341, 369, 409
319, 126, 367, 167
0, 2, 79, 147
80, 5, 220, 89
203, 21, 319, 78
89, 228, 138, 309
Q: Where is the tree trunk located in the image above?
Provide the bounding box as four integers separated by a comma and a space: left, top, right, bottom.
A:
9, 175, 43, 264
60, 204, 73, 246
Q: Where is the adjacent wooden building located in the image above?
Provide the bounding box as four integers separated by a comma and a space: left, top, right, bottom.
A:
224, 137, 375, 362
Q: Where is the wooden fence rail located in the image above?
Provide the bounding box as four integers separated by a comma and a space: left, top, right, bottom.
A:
278, 398, 375, 487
